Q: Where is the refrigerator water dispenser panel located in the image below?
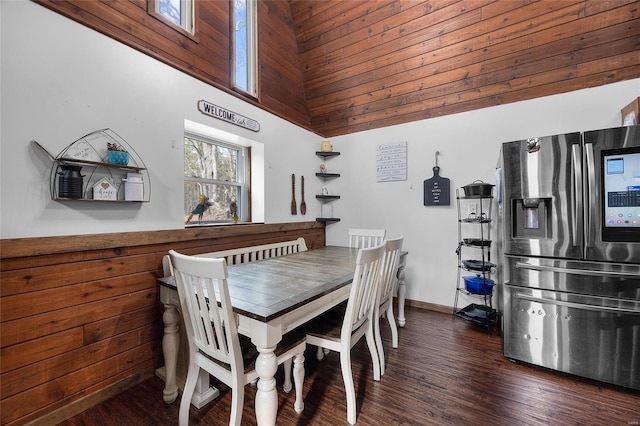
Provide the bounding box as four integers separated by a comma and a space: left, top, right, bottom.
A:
512, 198, 551, 239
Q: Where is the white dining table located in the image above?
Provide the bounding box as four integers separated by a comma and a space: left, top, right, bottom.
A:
156, 245, 408, 425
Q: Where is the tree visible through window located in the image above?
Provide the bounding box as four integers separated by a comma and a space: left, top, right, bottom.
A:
233, 0, 257, 97
184, 134, 248, 224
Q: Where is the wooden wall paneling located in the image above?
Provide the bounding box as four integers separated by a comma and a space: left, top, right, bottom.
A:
303, 1, 640, 136
303, 1, 581, 105
1, 273, 156, 322
258, 1, 310, 125
97, 0, 230, 84
0, 328, 84, 374
0, 222, 324, 424
1, 323, 157, 400
1, 342, 156, 425
1, 289, 157, 347
298, 1, 487, 85
293, 0, 400, 52
0, 253, 158, 298
83, 305, 161, 345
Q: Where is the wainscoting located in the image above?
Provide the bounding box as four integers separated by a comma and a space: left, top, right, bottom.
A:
0, 221, 325, 425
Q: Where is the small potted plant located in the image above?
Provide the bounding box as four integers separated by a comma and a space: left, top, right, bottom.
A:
106, 142, 129, 165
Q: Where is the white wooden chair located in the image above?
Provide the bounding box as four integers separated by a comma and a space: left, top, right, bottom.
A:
348, 228, 386, 248
374, 236, 404, 377
168, 250, 306, 426
304, 244, 385, 425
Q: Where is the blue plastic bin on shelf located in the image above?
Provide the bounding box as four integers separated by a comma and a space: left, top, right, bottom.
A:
108, 150, 129, 165
463, 276, 495, 295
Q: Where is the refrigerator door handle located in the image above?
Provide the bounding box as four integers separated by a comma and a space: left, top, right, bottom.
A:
571, 143, 582, 247
514, 292, 640, 314
584, 142, 595, 248
516, 261, 638, 277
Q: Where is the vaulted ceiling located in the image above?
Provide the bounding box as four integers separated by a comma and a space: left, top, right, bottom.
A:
287, 0, 640, 136
34, 0, 640, 137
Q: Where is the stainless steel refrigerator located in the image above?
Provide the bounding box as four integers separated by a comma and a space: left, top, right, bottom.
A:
499, 125, 640, 390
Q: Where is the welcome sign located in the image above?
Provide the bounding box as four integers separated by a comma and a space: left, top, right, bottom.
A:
198, 100, 260, 132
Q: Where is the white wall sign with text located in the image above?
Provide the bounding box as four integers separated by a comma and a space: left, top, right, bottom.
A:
376, 141, 407, 182
198, 100, 260, 132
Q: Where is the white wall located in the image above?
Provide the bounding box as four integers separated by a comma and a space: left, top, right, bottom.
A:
1, 1, 638, 308
326, 78, 640, 307
0, 1, 319, 238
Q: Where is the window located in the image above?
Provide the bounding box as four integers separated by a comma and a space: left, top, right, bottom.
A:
184, 133, 250, 225
232, 0, 258, 97
151, 0, 194, 35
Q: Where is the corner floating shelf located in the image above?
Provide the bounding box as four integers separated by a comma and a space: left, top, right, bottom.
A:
315, 151, 340, 158
315, 151, 341, 224
316, 172, 341, 179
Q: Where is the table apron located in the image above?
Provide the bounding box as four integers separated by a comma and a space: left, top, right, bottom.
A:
238, 284, 351, 347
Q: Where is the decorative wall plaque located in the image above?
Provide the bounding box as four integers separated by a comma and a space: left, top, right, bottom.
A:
198, 100, 260, 132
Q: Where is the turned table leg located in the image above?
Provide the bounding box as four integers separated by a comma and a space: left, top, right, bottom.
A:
161, 303, 180, 403
254, 345, 278, 426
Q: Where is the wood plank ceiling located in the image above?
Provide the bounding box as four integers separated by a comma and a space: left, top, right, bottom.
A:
30, 1, 640, 138
289, 0, 640, 137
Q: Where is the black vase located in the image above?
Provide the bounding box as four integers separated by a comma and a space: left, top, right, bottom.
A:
58, 165, 84, 198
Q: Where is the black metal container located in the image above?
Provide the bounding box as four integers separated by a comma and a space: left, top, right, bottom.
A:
58, 165, 84, 198
462, 180, 494, 197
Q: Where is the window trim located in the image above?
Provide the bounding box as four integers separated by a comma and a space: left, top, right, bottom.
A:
147, 0, 198, 42
183, 131, 251, 225
231, 0, 259, 99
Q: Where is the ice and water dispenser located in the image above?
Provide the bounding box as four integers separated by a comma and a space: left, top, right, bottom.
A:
512, 197, 552, 239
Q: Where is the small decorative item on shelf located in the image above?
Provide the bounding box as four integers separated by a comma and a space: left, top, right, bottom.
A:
58, 165, 84, 198
322, 186, 329, 195
319, 163, 327, 173
122, 173, 144, 201
320, 140, 333, 152
92, 177, 117, 200
106, 142, 129, 165
229, 200, 239, 223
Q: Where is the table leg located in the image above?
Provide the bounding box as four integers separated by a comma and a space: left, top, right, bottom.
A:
161, 303, 180, 403
396, 256, 407, 328
254, 345, 278, 426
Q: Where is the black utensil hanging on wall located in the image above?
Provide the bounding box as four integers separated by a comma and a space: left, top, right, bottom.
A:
424, 151, 450, 206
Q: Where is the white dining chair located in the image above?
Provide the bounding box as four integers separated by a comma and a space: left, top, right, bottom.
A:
348, 228, 386, 248
168, 250, 306, 426
374, 236, 404, 376
304, 244, 385, 425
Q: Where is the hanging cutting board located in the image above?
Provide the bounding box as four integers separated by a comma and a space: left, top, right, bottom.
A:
424, 166, 450, 206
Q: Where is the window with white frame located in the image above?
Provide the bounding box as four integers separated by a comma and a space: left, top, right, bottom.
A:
184, 133, 249, 225
152, 0, 194, 35
232, 0, 258, 97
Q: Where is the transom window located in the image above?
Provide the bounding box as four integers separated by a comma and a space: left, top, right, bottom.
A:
150, 0, 194, 35
232, 0, 258, 97
184, 133, 249, 225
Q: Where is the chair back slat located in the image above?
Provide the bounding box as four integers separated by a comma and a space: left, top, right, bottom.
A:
342, 244, 385, 340
169, 250, 242, 369
348, 228, 386, 249
379, 236, 404, 306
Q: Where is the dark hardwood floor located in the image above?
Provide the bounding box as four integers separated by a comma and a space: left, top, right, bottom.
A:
59, 306, 639, 425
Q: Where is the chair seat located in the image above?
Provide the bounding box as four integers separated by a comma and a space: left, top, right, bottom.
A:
304, 309, 345, 342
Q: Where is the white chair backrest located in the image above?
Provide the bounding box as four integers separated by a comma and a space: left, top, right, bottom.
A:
169, 250, 243, 371
348, 228, 386, 249
379, 236, 404, 306
162, 237, 308, 277
342, 244, 385, 339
